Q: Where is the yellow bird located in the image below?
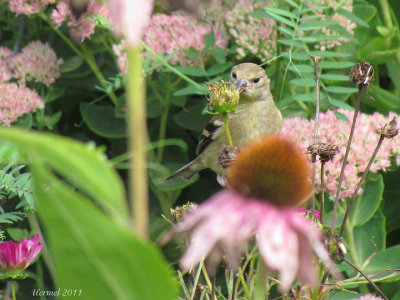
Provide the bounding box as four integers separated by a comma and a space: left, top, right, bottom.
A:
166, 63, 283, 183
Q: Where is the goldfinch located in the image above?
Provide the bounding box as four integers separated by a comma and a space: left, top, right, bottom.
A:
167, 63, 283, 182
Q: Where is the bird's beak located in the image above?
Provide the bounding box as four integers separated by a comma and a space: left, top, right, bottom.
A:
235, 78, 248, 92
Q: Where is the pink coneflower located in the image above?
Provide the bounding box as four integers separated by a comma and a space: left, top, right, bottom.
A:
176, 135, 335, 292
0, 234, 43, 273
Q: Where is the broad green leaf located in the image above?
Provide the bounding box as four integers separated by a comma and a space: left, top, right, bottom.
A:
0, 127, 127, 221
320, 74, 349, 81
173, 85, 208, 96
366, 85, 399, 113
354, 212, 386, 266
211, 47, 226, 64
60, 56, 84, 73
289, 77, 316, 87
350, 173, 384, 227
364, 245, 400, 280
325, 86, 358, 94
173, 102, 209, 132
320, 61, 355, 69
206, 62, 232, 76
335, 111, 350, 123
33, 164, 177, 300
310, 50, 351, 58
169, 66, 206, 77
293, 94, 315, 102
80, 103, 126, 138
337, 8, 369, 27
204, 30, 215, 48
288, 64, 314, 73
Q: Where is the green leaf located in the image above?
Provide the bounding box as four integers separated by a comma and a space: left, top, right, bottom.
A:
289, 77, 316, 87
264, 11, 296, 28
329, 99, 354, 110
325, 86, 358, 94
211, 47, 226, 64
288, 64, 314, 73
366, 85, 399, 112
320, 61, 355, 69
295, 36, 318, 43
365, 245, 400, 280
335, 111, 350, 123
298, 20, 337, 31
310, 50, 351, 58
300, 6, 327, 14
173, 84, 208, 96
354, 212, 386, 266
80, 103, 127, 138
285, 0, 299, 9
275, 26, 295, 37
278, 39, 303, 48
173, 102, 209, 132
299, 14, 324, 22
337, 8, 369, 27
0, 127, 128, 221
293, 94, 315, 102
350, 173, 384, 227
320, 74, 349, 81
33, 164, 177, 300
169, 66, 206, 77
263, 7, 297, 19
204, 30, 215, 48
206, 62, 232, 77
287, 52, 310, 60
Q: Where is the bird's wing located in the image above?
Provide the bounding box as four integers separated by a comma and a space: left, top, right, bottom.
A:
196, 115, 224, 155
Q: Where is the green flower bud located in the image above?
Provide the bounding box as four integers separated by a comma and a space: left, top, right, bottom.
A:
206, 81, 240, 114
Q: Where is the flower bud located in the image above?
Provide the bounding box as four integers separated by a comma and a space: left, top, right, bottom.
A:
206, 80, 240, 114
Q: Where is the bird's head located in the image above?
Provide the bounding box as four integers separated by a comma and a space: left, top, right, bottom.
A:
230, 63, 271, 103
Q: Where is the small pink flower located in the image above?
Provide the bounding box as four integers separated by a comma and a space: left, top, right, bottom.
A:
5, 0, 55, 15
0, 234, 43, 272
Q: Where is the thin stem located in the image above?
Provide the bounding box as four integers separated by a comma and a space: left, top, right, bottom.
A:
311, 55, 321, 217
342, 257, 388, 300
253, 259, 266, 300
190, 262, 204, 300
201, 264, 213, 294
211, 275, 216, 300
11, 281, 16, 300
237, 266, 251, 300
231, 273, 237, 300
127, 46, 148, 238
223, 113, 233, 146
339, 135, 385, 238
331, 85, 362, 234
320, 162, 325, 225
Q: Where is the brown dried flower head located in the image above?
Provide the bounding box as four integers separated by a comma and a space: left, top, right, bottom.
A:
226, 135, 311, 207
307, 143, 339, 164
349, 61, 374, 87
218, 145, 240, 169
377, 116, 399, 139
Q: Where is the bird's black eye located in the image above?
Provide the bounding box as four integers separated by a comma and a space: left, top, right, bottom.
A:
253, 77, 260, 83
232, 72, 237, 79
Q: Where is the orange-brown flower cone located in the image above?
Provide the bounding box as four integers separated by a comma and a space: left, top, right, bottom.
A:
226, 135, 311, 207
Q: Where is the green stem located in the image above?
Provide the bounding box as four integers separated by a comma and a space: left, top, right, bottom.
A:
80, 44, 118, 105
11, 281, 16, 300
237, 266, 251, 300
223, 113, 233, 146
379, 0, 393, 28
127, 46, 148, 238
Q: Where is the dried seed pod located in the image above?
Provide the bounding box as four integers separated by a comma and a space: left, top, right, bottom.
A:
377, 116, 399, 139
349, 61, 374, 87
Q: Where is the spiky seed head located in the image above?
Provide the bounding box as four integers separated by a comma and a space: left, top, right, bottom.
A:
206, 80, 240, 113
226, 135, 311, 207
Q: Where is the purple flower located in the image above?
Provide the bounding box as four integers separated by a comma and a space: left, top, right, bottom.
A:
0, 234, 43, 273
176, 135, 336, 292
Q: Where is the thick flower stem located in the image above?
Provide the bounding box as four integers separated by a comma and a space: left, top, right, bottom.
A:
127, 46, 148, 238
331, 85, 362, 234
311, 55, 321, 217
339, 135, 385, 238
223, 113, 233, 146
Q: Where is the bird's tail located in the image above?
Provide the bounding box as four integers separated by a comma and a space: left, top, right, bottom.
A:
165, 157, 203, 181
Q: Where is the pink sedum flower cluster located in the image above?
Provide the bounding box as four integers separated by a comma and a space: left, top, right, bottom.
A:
51, 0, 110, 40
225, 0, 276, 61
0, 234, 43, 273
112, 40, 127, 75
3, 0, 55, 15
11, 41, 63, 86
355, 294, 384, 300
0, 82, 44, 126
143, 13, 228, 66
282, 109, 400, 199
